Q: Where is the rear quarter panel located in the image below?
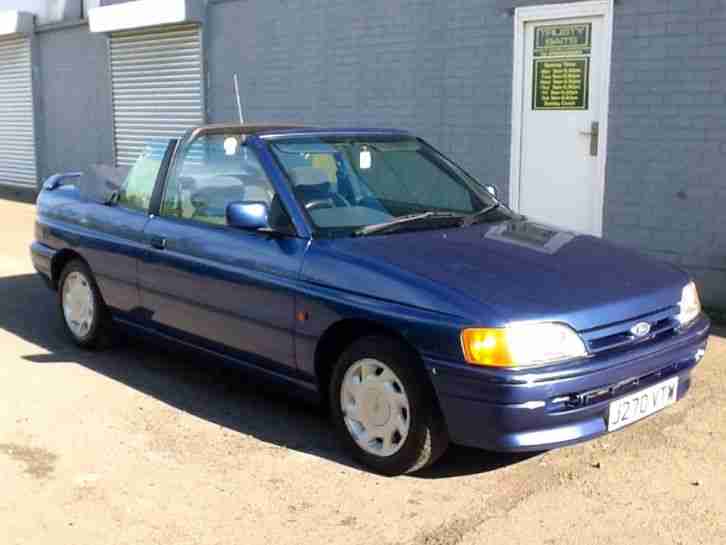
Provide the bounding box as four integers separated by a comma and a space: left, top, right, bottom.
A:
36, 185, 149, 314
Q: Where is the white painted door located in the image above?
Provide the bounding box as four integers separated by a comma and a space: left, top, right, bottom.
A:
516, 14, 608, 236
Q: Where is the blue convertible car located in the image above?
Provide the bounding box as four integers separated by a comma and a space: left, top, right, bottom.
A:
31, 124, 710, 475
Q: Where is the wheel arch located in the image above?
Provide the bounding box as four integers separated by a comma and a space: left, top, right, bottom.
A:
314, 318, 435, 405
51, 249, 88, 290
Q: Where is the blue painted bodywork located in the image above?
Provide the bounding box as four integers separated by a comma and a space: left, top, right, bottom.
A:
31, 126, 710, 452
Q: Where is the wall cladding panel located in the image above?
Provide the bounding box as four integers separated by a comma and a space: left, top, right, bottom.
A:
0, 36, 36, 187
36, 24, 114, 182
97, 0, 726, 304
109, 24, 204, 166
605, 2, 726, 305
205, 0, 530, 200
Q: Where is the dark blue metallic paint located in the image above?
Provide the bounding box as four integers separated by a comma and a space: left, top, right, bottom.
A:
31, 127, 711, 455
431, 315, 709, 450
321, 223, 689, 331
140, 215, 306, 373
35, 185, 149, 314
226, 202, 270, 230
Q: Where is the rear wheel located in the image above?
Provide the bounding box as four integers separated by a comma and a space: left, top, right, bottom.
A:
58, 260, 112, 349
329, 336, 449, 476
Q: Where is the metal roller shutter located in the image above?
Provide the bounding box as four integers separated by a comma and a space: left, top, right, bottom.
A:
110, 24, 204, 166
0, 36, 37, 187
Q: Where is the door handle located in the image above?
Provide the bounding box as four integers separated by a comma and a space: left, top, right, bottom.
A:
150, 235, 167, 250
579, 121, 599, 157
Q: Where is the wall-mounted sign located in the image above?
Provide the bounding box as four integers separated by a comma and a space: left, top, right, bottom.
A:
534, 23, 591, 57
533, 57, 590, 110
532, 22, 592, 110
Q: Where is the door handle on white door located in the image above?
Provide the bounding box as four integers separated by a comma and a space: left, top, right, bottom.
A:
579, 121, 599, 157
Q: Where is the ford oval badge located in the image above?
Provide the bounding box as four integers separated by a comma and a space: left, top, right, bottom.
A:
630, 322, 652, 338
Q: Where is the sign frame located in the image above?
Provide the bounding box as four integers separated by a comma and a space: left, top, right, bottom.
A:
533, 22, 592, 57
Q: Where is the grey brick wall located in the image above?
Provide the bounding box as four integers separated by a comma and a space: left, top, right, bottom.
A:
606, 1, 726, 305
37, 0, 726, 305
205, 0, 725, 303
205, 0, 526, 200
35, 24, 114, 180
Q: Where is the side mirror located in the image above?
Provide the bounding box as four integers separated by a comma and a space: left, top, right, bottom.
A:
226, 201, 270, 230
484, 184, 498, 199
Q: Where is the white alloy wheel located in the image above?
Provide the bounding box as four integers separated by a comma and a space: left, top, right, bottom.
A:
62, 271, 96, 340
340, 358, 411, 457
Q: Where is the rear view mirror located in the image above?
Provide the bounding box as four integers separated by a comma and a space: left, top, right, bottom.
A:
224, 136, 240, 156
226, 201, 270, 230
359, 146, 372, 170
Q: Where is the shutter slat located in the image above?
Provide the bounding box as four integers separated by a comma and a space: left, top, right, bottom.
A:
0, 36, 36, 188
110, 24, 204, 167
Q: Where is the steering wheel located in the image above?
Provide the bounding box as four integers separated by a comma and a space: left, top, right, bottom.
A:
305, 198, 336, 211
305, 193, 351, 211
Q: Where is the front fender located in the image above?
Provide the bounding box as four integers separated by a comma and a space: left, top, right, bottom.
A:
293, 279, 472, 379
294, 240, 497, 378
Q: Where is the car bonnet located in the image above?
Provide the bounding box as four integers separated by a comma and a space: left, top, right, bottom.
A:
324, 219, 688, 331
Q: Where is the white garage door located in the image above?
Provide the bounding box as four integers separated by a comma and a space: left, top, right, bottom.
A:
0, 36, 37, 188
109, 24, 204, 166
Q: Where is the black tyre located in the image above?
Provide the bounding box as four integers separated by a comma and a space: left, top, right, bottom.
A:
329, 336, 449, 476
58, 259, 112, 349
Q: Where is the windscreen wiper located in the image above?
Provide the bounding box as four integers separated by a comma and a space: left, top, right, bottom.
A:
353, 211, 463, 237
460, 203, 501, 227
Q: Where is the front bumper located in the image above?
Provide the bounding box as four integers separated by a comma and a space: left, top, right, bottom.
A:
426, 315, 711, 452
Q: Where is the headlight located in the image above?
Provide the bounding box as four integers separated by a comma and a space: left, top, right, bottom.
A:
676, 281, 701, 327
461, 322, 587, 368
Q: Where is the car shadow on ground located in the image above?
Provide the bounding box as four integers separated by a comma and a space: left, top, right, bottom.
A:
0, 272, 538, 478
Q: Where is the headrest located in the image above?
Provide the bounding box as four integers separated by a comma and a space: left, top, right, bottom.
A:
289, 167, 331, 187
191, 185, 246, 209
293, 182, 332, 197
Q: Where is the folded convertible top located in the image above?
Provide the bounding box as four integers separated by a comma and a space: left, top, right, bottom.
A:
78, 163, 131, 204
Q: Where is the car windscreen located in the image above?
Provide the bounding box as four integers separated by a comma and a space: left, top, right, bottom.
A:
268, 135, 501, 236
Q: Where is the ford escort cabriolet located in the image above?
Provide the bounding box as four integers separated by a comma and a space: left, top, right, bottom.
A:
31, 124, 710, 475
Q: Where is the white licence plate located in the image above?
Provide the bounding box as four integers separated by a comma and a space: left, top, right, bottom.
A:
607, 377, 679, 432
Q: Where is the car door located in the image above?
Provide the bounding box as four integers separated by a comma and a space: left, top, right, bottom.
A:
80, 140, 174, 316
138, 131, 307, 373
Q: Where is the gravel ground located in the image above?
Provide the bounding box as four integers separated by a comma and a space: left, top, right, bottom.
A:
0, 192, 724, 545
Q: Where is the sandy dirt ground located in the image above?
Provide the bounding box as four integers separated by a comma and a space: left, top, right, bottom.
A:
0, 190, 724, 545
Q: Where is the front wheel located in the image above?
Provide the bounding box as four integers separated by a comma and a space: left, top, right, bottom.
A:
329, 336, 449, 476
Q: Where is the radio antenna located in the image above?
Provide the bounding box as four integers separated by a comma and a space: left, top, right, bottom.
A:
233, 73, 245, 124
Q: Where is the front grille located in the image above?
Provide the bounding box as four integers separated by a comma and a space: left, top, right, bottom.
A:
552, 361, 683, 411
580, 306, 680, 356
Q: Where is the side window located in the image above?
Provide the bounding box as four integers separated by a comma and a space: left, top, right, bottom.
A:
161, 134, 288, 228
117, 141, 168, 213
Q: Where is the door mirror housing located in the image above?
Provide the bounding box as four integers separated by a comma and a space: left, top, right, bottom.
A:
226, 202, 270, 230
484, 184, 499, 199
